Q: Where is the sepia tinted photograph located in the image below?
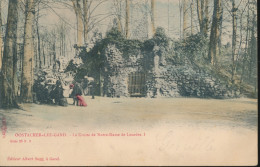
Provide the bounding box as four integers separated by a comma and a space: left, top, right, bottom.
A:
0, 0, 258, 166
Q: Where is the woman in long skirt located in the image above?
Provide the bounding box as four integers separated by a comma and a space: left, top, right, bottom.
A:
76, 95, 87, 107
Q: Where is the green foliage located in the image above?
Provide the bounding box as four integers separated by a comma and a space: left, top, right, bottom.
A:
143, 27, 170, 52
64, 60, 77, 73
64, 60, 90, 83
76, 27, 144, 80
78, 48, 88, 63
73, 27, 171, 82
173, 33, 208, 64
124, 39, 143, 55
153, 27, 170, 48
143, 39, 155, 51
104, 28, 144, 57
105, 27, 124, 40
73, 66, 88, 83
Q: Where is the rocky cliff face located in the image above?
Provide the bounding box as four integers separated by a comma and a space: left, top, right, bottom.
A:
102, 44, 241, 99
103, 44, 145, 97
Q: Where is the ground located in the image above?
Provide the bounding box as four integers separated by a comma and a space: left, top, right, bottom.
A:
0, 97, 258, 166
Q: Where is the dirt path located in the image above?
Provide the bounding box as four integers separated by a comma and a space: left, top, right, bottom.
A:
0, 97, 257, 165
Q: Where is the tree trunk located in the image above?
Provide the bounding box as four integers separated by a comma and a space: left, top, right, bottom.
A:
196, 0, 203, 34
62, 28, 64, 57
125, 0, 130, 38
117, 17, 122, 33
204, 0, 209, 35
183, 0, 188, 38
36, 4, 41, 69
49, 53, 52, 68
53, 42, 56, 70
0, 0, 19, 108
190, 0, 194, 35
63, 30, 66, 58
197, 0, 209, 36
179, 1, 182, 39
151, 0, 156, 35
231, 0, 237, 83
43, 43, 45, 67
21, 0, 35, 103
248, 11, 256, 82
208, 0, 221, 65
83, 0, 88, 43
218, 3, 223, 55
0, 1, 3, 70
60, 30, 62, 57
13, 41, 18, 98
114, 0, 123, 33
72, 0, 84, 46
240, 2, 250, 84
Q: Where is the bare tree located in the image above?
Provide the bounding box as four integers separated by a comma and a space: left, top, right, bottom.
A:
231, 0, 237, 83
218, 1, 223, 55
248, 9, 256, 82
48, 0, 109, 45
179, 0, 182, 39
83, 0, 88, 42
125, 0, 129, 38
204, 0, 209, 34
72, 0, 84, 46
208, 0, 222, 65
196, 0, 203, 34
21, 0, 36, 103
151, 0, 155, 35
0, 1, 3, 70
197, 0, 209, 36
0, 0, 19, 108
83, 0, 111, 41
190, 0, 194, 35
35, 2, 42, 69
183, 0, 188, 38
113, 0, 123, 33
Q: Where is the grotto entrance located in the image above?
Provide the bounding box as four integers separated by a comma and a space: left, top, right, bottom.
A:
128, 72, 146, 97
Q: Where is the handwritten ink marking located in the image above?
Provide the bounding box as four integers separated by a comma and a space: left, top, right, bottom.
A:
1, 117, 7, 138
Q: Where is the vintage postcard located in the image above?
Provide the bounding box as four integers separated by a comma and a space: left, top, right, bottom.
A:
0, 0, 258, 166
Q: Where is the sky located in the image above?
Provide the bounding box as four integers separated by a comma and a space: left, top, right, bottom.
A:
38, 0, 198, 41
1, 0, 255, 48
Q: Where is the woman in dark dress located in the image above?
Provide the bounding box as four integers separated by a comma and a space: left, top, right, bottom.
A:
71, 83, 87, 107
53, 80, 68, 106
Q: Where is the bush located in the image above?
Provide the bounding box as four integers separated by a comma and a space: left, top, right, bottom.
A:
64, 60, 77, 73
143, 27, 170, 52
173, 33, 208, 64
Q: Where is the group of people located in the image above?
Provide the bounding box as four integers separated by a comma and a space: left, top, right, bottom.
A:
69, 83, 87, 106
33, 76, 57, 105
33, 75, 87, 107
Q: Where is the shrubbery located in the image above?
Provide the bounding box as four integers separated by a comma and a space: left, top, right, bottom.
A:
70, 27, 170, 81
143, 27, 170, 52
173, 33, 208, 64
